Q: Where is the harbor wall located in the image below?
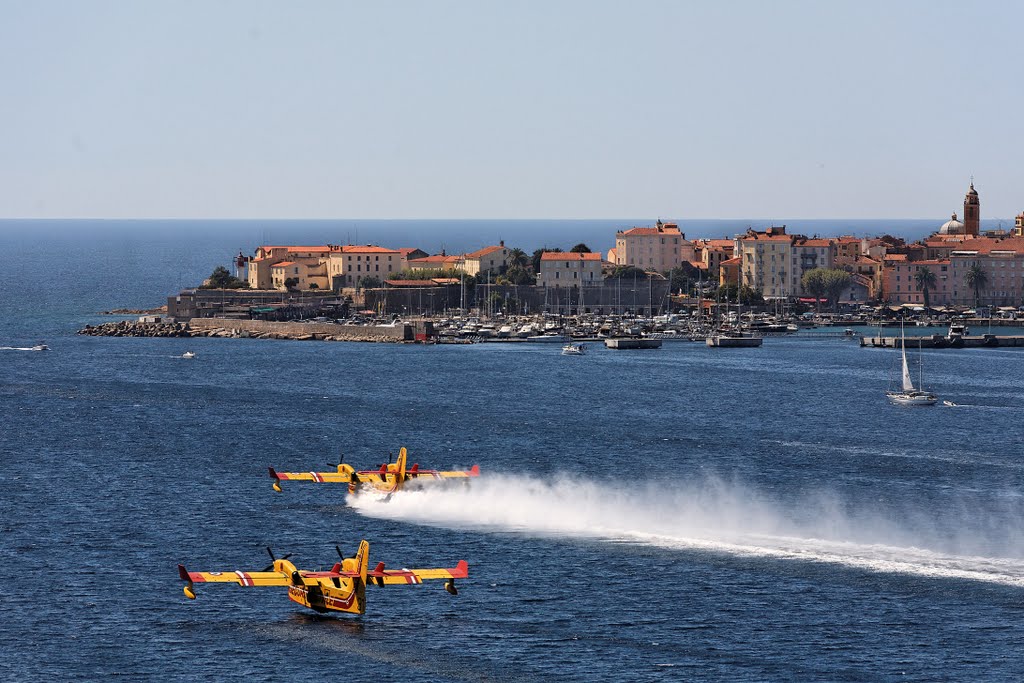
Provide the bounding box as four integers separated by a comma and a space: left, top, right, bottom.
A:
187, 318, 411, 341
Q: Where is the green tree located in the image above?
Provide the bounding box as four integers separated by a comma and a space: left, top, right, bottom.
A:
801, 268, 828, 313
823, 269, 852, 312
609, 265, 649, 280
357, 276, 382, 290
497, 265, 535, 286
507, 247, 528, 270
964, 264, 987, 307
668, 263, 703, 293
718, 283, 764, 307
569, 243, 591, 253
201, 265, 248, 289
914, 265, 937, 308
283, 277, 299, 291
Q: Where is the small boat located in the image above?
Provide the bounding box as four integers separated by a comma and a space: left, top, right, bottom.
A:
887, 327, 937, 406
561, 343, 586, 355
30, 344, 49, 351
181, 351, 196, 359
843, 328, 856, 337
706, 330, 762, 348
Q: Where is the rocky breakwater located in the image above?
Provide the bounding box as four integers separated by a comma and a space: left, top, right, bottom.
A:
79, 320, 192, 338
78, 319, 409, 343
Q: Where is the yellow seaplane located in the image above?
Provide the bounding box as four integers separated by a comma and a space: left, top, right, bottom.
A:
178, 540, 468, 615
268, 446, 480, 496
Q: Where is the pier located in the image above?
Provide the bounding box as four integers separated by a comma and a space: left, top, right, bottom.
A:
860, 334, 1024, 349
604, 338, 663, 350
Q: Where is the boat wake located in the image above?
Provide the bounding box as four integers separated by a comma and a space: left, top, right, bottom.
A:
348, 474, 1024, 587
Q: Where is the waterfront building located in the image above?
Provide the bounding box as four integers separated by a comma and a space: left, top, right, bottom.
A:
719, 256, 740, 286
1012, 212, 1024, 237
613, 220, 688, 272
791, 237, 837, 294
248, 246, 333, 289
327, 245, 404, 288
462, 243, 509, 277
883, 258, 953, 306
407, 252, 464, 272
271, 260, 329, 290
736, 226, 796, 298
537, 251, 603, 287
949, 237, 1024, 306
693, 238, 734, 282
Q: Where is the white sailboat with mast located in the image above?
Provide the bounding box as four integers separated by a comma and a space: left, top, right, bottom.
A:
886, 324, 937, 406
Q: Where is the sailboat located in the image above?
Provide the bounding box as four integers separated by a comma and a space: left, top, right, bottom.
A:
886, 325, 937, 406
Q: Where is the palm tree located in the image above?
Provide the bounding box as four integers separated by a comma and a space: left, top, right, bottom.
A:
507, 247, 528, 270
964, 264, 987, 307
914, 266, 937, 308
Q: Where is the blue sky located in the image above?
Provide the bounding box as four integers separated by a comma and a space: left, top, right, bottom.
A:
1, 1, 1021, 219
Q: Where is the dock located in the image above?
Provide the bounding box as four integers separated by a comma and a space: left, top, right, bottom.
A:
604, 338, 663, 350
860, 334, 1024, 349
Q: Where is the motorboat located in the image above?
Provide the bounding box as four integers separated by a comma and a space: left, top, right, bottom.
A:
706, 329, 763, 348
30, 344, 49, 351
561, 342, 586, 355
182, 351, 196, 359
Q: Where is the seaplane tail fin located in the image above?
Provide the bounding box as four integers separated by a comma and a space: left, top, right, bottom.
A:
394, 447, 407, 486
355, 539, 369, 584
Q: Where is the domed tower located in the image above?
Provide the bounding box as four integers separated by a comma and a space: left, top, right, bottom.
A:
963, 181, 980, 236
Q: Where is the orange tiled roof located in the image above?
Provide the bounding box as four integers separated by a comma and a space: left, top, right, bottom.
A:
540, 251, 603, 261
385, 279, 436, 287
409, 255, 461, 265
287, 246, 331, 253
341, 245, 400, 254
796, 239, 833, 247
465, 245, 505, 259
618, 226, 683, 237
271, 261, 295, 268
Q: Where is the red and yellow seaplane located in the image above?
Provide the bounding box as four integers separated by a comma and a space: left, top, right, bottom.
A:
268, 446, 480, 496
178, 540, 468, 615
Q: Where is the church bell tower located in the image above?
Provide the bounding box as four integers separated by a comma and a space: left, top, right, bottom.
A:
964, 181, 980, 236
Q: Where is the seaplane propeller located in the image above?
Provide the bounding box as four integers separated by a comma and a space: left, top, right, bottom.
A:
263, 546, 293, 571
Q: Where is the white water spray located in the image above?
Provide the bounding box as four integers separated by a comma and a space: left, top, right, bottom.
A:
349, 474, 1024, 587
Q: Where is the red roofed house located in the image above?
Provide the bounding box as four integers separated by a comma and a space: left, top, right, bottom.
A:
538, 251, 603, 287
407, 252, 464, 272
248, 245, 333, 289
736, 226, 799, 299
326, 245, 403, 288
463, 243, 509, 276
613, 220, 691, 272
693, 238, 734, 281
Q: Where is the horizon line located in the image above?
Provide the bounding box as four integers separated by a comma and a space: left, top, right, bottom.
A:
0, 216, 1016, 222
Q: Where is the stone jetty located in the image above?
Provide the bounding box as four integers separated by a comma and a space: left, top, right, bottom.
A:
78, 319, 412, 343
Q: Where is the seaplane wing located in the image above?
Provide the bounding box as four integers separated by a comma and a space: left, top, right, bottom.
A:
268, 467, 352, 485
178, 566, 294, 587
406, 465, 481, 480
369, 560, 469, 585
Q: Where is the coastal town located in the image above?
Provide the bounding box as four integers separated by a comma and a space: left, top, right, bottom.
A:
79, 183, 1024, 345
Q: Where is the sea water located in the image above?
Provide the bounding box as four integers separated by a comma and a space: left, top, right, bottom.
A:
2, 221, 1023, 681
